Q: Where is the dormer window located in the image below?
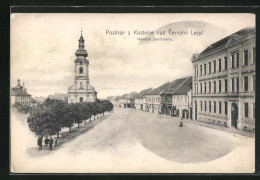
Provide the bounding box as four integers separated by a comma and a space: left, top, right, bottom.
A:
79, 67, 83, 74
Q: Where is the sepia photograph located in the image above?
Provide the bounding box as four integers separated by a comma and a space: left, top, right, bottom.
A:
10, 13, 255, 173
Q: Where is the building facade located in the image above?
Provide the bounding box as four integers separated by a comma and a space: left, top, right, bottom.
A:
145, 83, 171, 114
171, 76, 192, 119
134, 88, 152, 110
11, 79, 32, 106
160, 76, 192, 119
191, 27, 255, 131
68, 31, 97, 103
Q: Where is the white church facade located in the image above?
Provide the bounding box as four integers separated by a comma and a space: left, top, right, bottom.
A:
68, 31, 97, 103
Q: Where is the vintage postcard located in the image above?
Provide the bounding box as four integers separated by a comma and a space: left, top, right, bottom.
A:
10, 13, 255, 173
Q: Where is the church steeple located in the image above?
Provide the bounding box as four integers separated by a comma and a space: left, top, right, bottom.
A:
75, 29, 88, 57
78, 29, 85, 50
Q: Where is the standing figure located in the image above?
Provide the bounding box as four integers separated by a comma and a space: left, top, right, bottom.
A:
49, 137, 53, 151
44, 136, 49, 150
54, 137, 58, 148
37, 136, 42, 150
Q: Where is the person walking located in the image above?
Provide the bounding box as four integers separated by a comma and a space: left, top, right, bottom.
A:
37, 136, 42, 150
44, 136, 49, 150
49, 137, 53, 151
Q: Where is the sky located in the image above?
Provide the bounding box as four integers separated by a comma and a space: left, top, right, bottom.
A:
11, 13, 255, 98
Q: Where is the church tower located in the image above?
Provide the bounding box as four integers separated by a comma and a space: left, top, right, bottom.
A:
68, 30, 97, 103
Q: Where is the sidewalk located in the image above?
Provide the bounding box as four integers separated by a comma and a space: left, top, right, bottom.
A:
27, 113, 111, 157
156, 114, 254, 138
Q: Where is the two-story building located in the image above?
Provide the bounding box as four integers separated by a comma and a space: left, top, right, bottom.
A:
191, 27, 255, 132
171, 76, 192, 119
134, 88, 152, 110
145, 82, 171, 114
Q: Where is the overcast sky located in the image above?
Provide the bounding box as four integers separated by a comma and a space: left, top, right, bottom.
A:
11, 13, 255, 98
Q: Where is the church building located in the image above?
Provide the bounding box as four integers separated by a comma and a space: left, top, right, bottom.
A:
68, 31, 97, 103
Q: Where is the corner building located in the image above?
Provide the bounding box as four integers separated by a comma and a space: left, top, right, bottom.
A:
68, 31, 97, 103
191, 27, 255, 132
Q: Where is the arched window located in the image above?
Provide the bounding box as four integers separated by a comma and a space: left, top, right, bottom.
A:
80, 82, 83, 89
80, 97, 83, 102
79, 67, 83, 74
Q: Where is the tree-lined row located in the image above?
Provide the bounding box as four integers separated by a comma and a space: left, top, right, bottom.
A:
27, 99, 114, 137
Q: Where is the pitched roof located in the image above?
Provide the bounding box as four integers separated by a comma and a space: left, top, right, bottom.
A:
172, 76, 192, 95
146, 82, 173, 95
114, 96, 121, 101
199, 27, 255, 56
127, 91, 138, 99
11, 87, 31, 96
162, 77, 188, 94
136, 88, 153, 98
128, 92, 140, 99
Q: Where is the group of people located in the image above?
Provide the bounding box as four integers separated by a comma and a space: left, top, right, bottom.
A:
37, 136, 57, 151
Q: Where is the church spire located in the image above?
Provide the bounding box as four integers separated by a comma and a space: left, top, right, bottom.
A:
75, 29, 88, 57
78, 29, 85, 50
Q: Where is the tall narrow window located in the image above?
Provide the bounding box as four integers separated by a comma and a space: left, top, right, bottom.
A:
224, 56, 227, 70
218, 59, 221, 72
194, 67, 196, 77
253, 103, 255, 118
219, 80, 222, 93
244, 50, 248, 66
232, 78, 235, 92
200, 83, 202, 94
205, 101, 207, 112
201, 101, 203, 111
237, 78, 239, 92
214, 101, 216, 113
253, 47, 256, 64
214, 81, 216, 93
225, 102, 228, 115
209, 62, 211, 74
204, 82, 206, 93
204, 64, 206, 75
245, 103, 248, 118
219, 102, 222, 114
79, 67, 83, 74
197, 66, 199, 77
225, 79, 227, 92
213, 60, 216, 73
253, 75, 256, 91
209, 82, 211, 93
200, 65, 202, 76
244, 76, 248, 92
236, 53, 239, 67
232, 54, 235, 68
209, 101, 211, 112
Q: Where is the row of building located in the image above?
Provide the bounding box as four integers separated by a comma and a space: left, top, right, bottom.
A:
110, 27, 256, 132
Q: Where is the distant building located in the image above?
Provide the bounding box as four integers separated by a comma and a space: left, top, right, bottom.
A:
145, 82, 171, 113
11, 79, 32, 106
68, 31, 97, 103
134, 88, 153, 110
191, 27, 255, 131
127, 92, 139, 108
48, 93, 69, 102
119, 94, 128, 108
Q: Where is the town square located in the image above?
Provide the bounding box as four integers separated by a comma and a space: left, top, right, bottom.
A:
10, 13, 255, 173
